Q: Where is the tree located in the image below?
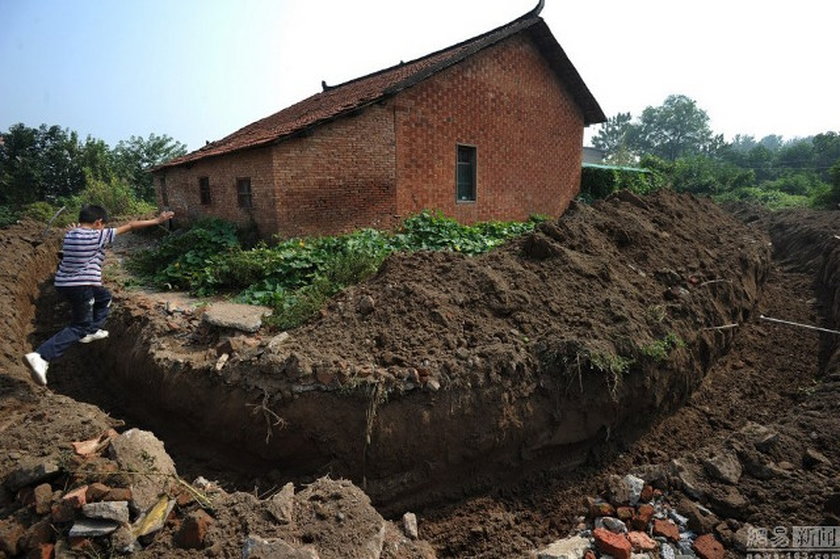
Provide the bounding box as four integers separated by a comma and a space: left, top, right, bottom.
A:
633, 95, 721, 160
0, 123, 86, 205
112, 133, 187, 202
591, 112, 634, 159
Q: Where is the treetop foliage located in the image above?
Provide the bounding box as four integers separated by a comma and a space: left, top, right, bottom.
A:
0, 123, 186, 210
589, 95, 840, 209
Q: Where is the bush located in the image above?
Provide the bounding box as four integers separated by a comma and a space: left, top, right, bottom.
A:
76, 174, 155, 217
0, 206, 18, 227
21, 201, 60, 223
579, 164, 665, 202
714, 187, 812, 210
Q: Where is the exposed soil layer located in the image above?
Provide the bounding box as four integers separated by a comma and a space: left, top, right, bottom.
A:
0, 195, 838, 559
51, 191, 767, 512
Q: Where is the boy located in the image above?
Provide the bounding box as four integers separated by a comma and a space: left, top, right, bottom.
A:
24, 204, 175, 386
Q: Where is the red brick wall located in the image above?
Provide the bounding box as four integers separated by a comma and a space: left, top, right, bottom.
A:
154, 147, 278, 236
155, 32, 586, 238
271, 105, 397, 238
393, 33, 584, 222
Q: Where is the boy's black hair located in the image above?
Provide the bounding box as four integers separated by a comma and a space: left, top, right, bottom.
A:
78, 205, 109, 224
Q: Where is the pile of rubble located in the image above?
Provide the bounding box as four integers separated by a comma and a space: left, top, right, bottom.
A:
0, 427, 436, 558
537, 473, 727, 559
536, 416, 838, 559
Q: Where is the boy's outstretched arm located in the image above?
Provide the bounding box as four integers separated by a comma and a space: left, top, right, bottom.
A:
114, 211, 175, 235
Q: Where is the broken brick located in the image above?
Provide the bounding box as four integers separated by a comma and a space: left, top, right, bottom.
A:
0, 518, 26, 556
694, 533, 725, 559
593, 527, 631, 559
62, 486, 88, 509
652, 518, 680, 542
86, 483, 110, 502
616, 506, 634, 521
631, 503, 655, 530
27, 542, 55, 559
627, 530, 658, 551
25, 518, 54, 549
33, 483, 53, 515
175, 509, 215, 550
104, 487, 132, 502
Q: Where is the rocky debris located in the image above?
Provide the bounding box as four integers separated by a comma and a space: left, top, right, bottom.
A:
803, 447, 832, 469
403, 512, 419, 540
536, 468, 746, 559
243, 535, 321, 558
266, 482, 296, 524
608, 474, 645, 506
357, 294, 376, 315
4, 457, 61, 491
69, 518, 121, 537
537, 534, 591, 559
202, 301, 271, 333
675, 497, 719, 535
109, 428, 177, 511
82, 501, 130, 523
702, 450, 742, 485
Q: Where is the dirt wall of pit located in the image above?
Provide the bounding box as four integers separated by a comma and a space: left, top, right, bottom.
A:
761, 209, 840, 371
85, 191, 771, 511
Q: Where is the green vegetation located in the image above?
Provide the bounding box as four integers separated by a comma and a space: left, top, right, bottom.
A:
589, 95, 840, 209
639, 332, 685, 361
128, 211, 546, 329
0, 123, 185, 226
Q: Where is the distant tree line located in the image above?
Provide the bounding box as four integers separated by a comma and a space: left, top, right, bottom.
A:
0, 123, 186, 226
589, 94, 840, 209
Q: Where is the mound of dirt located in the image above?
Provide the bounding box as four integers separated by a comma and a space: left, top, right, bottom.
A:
59, 190, 770, 515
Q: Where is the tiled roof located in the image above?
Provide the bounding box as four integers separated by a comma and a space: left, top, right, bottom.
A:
158, 9, 605, 170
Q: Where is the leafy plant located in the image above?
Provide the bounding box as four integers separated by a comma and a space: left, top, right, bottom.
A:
130, 211, 543, 328
0, 206, 18, 227
639, 332, 685, 361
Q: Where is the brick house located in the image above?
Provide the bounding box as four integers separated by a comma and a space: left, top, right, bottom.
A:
153, 2, 605, 238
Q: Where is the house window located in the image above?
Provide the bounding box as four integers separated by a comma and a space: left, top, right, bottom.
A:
456, 145, 476, 202
199, 177, 211, 205
158, 176, 169, 206
237, 177, 253, 208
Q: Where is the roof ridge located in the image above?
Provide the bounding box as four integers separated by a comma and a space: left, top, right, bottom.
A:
327, 14, 541, 92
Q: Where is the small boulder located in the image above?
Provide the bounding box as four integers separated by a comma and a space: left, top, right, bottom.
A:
109, 429, 176, 512
402, 512, 419, 540
703, 450, 742, 485
266, 483, 295, 525
537, 534, 591, 559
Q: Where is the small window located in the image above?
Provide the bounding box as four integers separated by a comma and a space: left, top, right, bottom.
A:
199, 177, 211, 205
158, 176, 169, 206
456, 145, 476, 202
237, 177, 253, 208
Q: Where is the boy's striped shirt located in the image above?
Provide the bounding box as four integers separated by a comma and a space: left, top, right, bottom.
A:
54, 227, 117, 287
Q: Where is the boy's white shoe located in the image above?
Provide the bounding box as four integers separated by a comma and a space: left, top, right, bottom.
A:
24, 352, 48, 386
79, 329, 109, 344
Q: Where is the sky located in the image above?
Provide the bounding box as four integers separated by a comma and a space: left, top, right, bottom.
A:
1, 0, 838, 152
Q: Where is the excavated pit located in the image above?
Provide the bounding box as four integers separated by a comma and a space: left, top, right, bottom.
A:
5, 195, 840, 558
28, 191, 772, 515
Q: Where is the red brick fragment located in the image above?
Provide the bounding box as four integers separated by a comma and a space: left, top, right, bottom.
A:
652, 518, 680, 542
593, 527, 632, 559
693, 533, 725, 559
